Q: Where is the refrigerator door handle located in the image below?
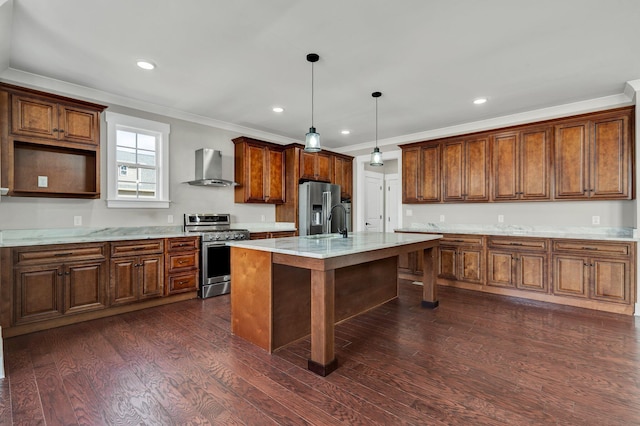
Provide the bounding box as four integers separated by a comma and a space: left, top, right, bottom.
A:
322, 191, 331, 234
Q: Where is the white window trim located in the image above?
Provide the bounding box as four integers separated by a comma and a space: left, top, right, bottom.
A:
105, 111, 171, 208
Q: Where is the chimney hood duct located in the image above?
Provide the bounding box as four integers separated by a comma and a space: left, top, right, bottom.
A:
186, 149, 237, 187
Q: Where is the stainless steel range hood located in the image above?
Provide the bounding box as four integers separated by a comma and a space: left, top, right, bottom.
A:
186, 149, 237, 187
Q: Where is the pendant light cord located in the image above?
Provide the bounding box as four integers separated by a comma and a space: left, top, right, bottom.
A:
375, 96, 378, 149
311, 61, 314, 128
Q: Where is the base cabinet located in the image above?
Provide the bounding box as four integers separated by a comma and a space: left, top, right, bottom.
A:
437, 235, 485, 284
165, 236, 199, 295
110, 239, 164, 306
487, 237, 548, 293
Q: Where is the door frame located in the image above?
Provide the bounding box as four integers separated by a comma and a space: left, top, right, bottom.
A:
354, 150, 402, 232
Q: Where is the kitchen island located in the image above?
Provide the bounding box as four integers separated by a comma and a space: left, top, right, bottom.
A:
227, 232, 442, 376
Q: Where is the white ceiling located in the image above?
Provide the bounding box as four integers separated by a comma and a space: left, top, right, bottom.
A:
1, 0, 639, 152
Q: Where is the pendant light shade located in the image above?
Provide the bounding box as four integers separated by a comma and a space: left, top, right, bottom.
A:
370, 91, 383, 166
304, 53, 321, 152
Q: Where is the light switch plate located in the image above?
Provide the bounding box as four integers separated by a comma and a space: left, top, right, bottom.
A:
406, 209, 413, 217
439, 215, 445, 222
38, 176, 48, 188
73, 216, 82, 226
498, 214, 504, 223
592, 216, 600, 225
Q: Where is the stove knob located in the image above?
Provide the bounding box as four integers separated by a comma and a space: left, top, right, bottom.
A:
238, 234, 246, 240
214, 235, 221, 241
226, 234, 232, 240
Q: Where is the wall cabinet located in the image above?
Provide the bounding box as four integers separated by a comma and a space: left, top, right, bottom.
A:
554, 109, 632, 200
551, 240, 633, 304
442, 137, 489, 202
402, 144, 440, 203
109, 240, 164, 306
491, 127, 551, 201
233, 137, 285, 204
333, 155, 353, 201
437, 235, 485, 283
164, 236, 199, 295
11, 243, 108, 325
299, 150, 333, 182
0, 83, 106, 198
486, 237, 548, 293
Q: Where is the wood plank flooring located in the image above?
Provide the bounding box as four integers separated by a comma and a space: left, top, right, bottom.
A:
1, 281, 640, 425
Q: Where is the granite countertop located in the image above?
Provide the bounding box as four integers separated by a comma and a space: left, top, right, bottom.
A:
0, 226, 193, 247
395, 224, 638, 242
236, 222, 297, 233
226, 232, 442, 259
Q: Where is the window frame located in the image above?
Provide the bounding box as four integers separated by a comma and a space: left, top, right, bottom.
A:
105, 111, 171, 208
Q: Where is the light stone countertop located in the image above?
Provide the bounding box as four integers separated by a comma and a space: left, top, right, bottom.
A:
226, 232, 442, 259
395, 223, 638, 242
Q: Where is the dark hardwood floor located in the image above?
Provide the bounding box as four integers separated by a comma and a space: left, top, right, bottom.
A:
1, 281, 640, 425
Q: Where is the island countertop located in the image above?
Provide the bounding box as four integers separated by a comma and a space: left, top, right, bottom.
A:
226, 232, 443, 259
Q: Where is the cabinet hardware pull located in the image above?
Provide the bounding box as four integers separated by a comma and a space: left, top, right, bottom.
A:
510, 242, 522, 246
65, 272, 70, 275
583, 247, 597, 250
453, 239, 464, 242
133, 247, 146, 250
54, 252, 73, 256
57, 272, 63, 276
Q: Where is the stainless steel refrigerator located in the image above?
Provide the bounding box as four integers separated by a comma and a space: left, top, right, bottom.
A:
299, 181, 342, 236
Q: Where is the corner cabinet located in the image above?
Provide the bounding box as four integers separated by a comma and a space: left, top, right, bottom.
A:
0, 83, 106, 198
233, 137, 285, 204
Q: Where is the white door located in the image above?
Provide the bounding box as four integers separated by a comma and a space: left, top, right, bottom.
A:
385, 174, 399, 233
364, 171, 384, 232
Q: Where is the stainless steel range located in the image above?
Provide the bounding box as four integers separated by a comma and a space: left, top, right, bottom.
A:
184, 213, 250, 298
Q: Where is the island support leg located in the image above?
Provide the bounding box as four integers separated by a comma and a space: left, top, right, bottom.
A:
421, 246, 439, 309
308, 269, 338, 376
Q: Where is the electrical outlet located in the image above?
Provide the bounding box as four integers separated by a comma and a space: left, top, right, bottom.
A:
592, 215, 600, 225
167, 214, 174, 224
439, 215, 445, 222
261, 215, 265, 222
73, 216, 82, 226
38, 176, 48, 188
498, 214, 504, 223
406, 209, 413, 217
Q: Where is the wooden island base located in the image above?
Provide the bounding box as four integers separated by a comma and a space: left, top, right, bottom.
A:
230, 236, 439, 376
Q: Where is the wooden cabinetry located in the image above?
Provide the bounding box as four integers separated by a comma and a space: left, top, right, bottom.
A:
402, 144, 440, 203
437, 234, 485, 283
0, 83, 106, 198
11, 243, 107, 325
333, 155, 353, 200
551, 240, 634, 305
110, 239, 164, 306
299, 150, 332, 182
250, 230, 296, 239
486, 237, 548, 293
233, 137, 285, 204
164, 236, 199, 295
492, 127, 551, 201
554, 109, 632, 200
442, 137, 489, 202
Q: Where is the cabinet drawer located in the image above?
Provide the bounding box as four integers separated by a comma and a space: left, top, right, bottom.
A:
15, 244, 106, 265
167, 252, 198, 272
166, 237, 199, 252
167, 272, 198, 294
110, 239, 164, 257
441, 234, 484, 246
552, 240, 632, 256
487, 237, 548, 251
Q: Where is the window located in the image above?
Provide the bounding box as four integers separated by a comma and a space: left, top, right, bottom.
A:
105, 112, 170, 208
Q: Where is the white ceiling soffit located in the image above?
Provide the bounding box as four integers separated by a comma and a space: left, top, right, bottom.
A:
3, 0, 640, 153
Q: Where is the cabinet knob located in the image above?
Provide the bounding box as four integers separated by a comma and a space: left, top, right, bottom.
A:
65, 271, 70, 275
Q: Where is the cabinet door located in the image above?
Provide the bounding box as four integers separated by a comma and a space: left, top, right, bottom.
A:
299, 151, 317, 181
464, 138, 489, 201
11, 95, 59, 139
333, 156, 353, 200
139, 255, 164, 300
492, 132, 519, 201
591, 257, 630, 303
245, 144, 267, 202
520, 128, 550, 200
459, 248, 484, 283
266, 148, 285, 203
167, 271, 198, 294
487, 251, 514, 287
552, 255, 588, 298
65, 261, 107, 314
59, 105, 100, 145
554, 121, 589, 199
517, 253, 547, 292
316, 152, 332, 182
420, 145, 441, 202
437, 247, 457, 279
110, 258, 138, 305
442, 141, 464, 202
14, 265, 64, 324
402, 147, 421, 203
590, 114, 630, 199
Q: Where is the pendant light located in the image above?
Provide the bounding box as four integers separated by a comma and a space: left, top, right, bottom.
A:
370, 91, 383, 166
304, 53, 321, 152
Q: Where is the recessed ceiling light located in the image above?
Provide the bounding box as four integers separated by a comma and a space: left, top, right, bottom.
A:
272, 107, 284, 113
341, 130, 350, 135
136, 60, 156, 70
473, 97, 488, 105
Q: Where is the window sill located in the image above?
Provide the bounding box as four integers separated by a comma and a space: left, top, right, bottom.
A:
106, 199, 170, 209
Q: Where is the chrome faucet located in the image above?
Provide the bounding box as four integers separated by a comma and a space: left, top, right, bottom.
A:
328, 204, 348, 238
